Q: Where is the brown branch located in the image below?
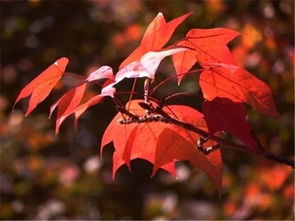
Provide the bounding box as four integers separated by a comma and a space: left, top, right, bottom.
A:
122, 103, 295, 168
144, 78, 152, 115
144, 78, 151, 105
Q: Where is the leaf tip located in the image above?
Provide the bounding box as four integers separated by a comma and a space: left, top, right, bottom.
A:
157, 12, 164, 17
100, 144, 106, 156
126, 162, 131, 172
25, 107, 33, 117
55, 118, 63, 135
56, 57, 69, 66
151, 167, 159, 178
74, 117, 79, 131
177, 78, 182, 86
12, 102, 17, 112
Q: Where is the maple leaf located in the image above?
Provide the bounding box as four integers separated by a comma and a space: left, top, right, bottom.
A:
14, 57, 69, 116
12, 10, 290, 185
102, 47, 189, 97
120, 12, 192, 69
101, 99, 223, 188
72, 94, 104, 128
50, 82, 87, 134
172, 28, 240, 83
153, 128, 222, 186
199, 65, 279, 117
203, 97, 258, 151
50, 66, 114, 133
85, 65, 113, 82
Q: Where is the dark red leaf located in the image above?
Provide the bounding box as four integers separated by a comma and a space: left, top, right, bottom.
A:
203, 97, 258, 151
199, 65, 279, 117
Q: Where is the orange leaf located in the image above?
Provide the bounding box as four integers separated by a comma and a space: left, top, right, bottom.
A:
199, 65, 279, 117
85, 65, 113, 82
50, 65, 114, 133
73, 94, 104, 128
14, 57, 69, 116
154, 128, 222, 188
173, 28, 240, 83
259, 165, 292, 191
101, 99, 223, 188
119, 12, 192, 69
102, 47, 189, 97
172, 40, 197, 84
50, 82, 87, 134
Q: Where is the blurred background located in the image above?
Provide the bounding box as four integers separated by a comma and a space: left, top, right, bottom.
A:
0, 0, 294, 220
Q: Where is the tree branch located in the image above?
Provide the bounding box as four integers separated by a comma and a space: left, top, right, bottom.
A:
120, 103, 294, 168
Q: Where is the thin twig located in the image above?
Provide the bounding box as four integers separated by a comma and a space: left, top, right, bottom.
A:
150, 69, 204, 95
164, 92, 203, 102
157, 107, 294, 168
144, 78, 151, 114
127, 78, 137, 111
144, 78, 151, 104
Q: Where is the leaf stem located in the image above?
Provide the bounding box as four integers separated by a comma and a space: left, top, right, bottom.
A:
128, 79, 137, 111
164, 92, 203, 102
150, 69, 204, 95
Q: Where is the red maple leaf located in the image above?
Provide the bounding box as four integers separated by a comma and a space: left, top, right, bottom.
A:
203, 97, 258, 151
14, 57, 69, 116
72, 94, 104, 127
101, 99, 223, 188
120, 12, 192, 69
49, 66, 114, 133
13, 12, 285, 188
102, 47, 189, 97
172, 28, 240, 83
50, 82, 87, 134
199, 65, 279, 117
